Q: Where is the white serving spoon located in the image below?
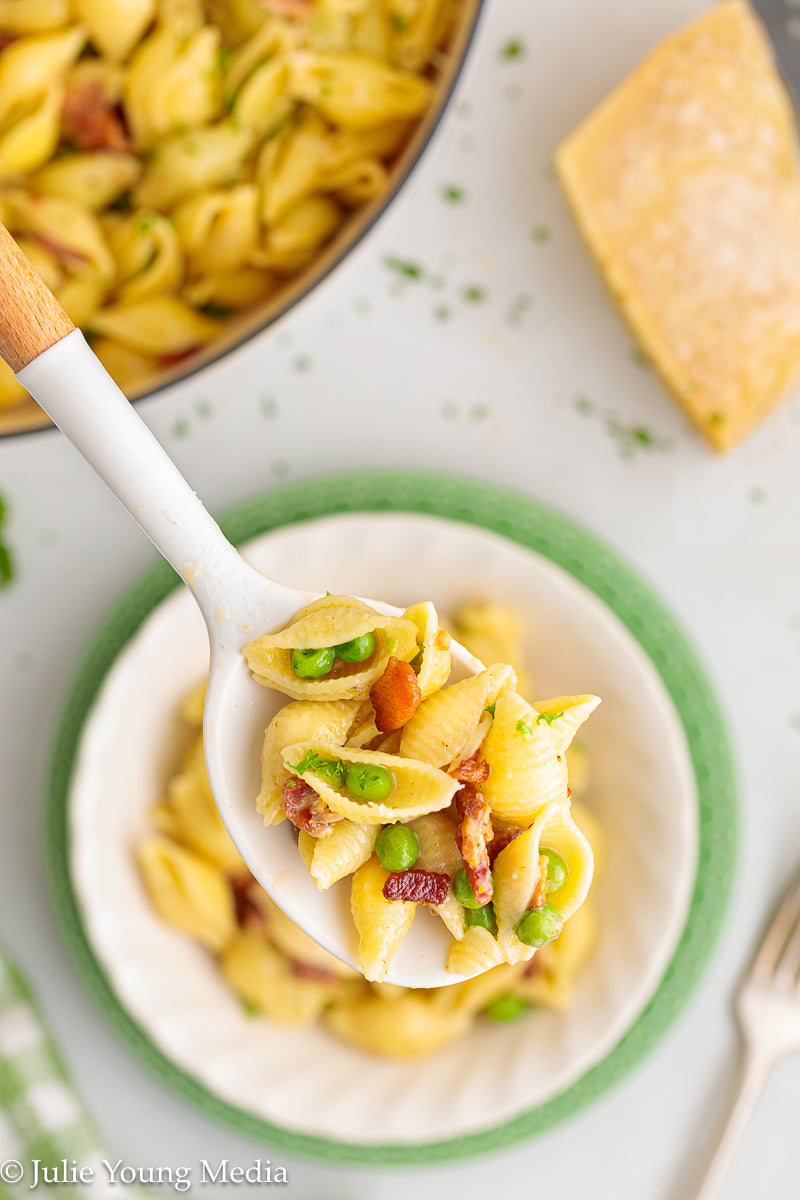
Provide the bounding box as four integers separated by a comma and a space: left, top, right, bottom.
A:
0, 225, 483, 987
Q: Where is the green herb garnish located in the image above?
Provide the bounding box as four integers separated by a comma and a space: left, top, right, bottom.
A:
516, 718, 533, 741
484, 703, 496, 719
390, 11, 409, 32
536, 711, 564, 726
462, 285, 487, 303
501, 38, 525, 59
198, 302, 231, 319
442, 184, 466, 204
385, 256, 424, 280
531, 224, 551, 243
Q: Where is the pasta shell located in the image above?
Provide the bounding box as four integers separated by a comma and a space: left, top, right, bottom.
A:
399, 663, 514, 767
247, 887, 360, 978
350, 855, 415, 982
258, 698, 359, 823
531, 694, 601, 754
302, 819, 377, 890
282, 740, 458, 824
243, 594, 418, 701
221, 925, 344, 1023
446, 925, 504, 975
323, 990, 472, 1057
482, 683, 568, 822
403, 600, 451, 699
136, 835, 236, 952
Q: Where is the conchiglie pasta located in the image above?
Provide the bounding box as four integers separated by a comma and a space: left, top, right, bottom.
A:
446, 925, 505, 974
403, 601, 451, 699
282, 740, 458, 824
88, 296, 220, 355
350, 854, 415, 981
399, 663, 514, 767
532, 694, 601, 755
257, 698, 359, 822
0, 26, 84, 125
29, 152, 142, 210
481, 683, 568, 823
242, 594, 418, 701
298, 819, 378, 890
136, 835, 236, 952
220, 924, 341, 1022
288, 50, 432, 129
324, 988, 472, 1056
0, 0, 72, 33
492, 806, 554, 964
74, 0, 156, 61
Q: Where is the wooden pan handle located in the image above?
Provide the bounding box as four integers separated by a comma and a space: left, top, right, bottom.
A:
0, 222, 74, 373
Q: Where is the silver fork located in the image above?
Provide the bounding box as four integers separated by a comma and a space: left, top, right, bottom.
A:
686, 867, 800, 1199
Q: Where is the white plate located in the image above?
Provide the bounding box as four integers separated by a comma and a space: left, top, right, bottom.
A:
66, 510, 698, 1147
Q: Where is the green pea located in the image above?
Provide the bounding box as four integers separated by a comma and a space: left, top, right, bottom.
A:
311, 759, 346, 790
453, 868, 493, 910
290, 646, 335, 678
515, 903, 563, 948
540, 848, 568, 892
484, 994, 528, 1022
466, 903, 497, 934
334, 632, 376, 663
375, 824, 419, 871
345, 762, 393, 801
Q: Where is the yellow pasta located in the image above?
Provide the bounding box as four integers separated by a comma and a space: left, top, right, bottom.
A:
0, 0, 457, 412
350, 854, 415, 982
399, 663, 514, 767
481, 682, 572, 823
257, 698, 359, 823
281, 740, 459, 824
403, 601, 451, 699
243, 594, 418, 701
138, 594, 602, 1055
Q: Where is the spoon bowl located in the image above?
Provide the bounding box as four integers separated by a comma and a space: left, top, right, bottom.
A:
0, 225, 484, 986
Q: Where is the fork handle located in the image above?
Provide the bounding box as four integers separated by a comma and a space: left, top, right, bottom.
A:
684, 1052, 770, 1200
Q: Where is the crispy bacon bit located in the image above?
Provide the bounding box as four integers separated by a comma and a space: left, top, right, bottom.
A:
33, 231, 89, 265
383, 869, 451, 906
456, 784, 494, 905
522, 956, 541, 979
369, 655, 422, 732
289, 959, 340, 985
159, 347, 201, 368
232, 875, 262, 927
62, 79, 133, 152
488, 826, 522, 864
281, 776, 342, 837
450, 754, 490, 785
530, 855, 549, 909
257, 0, 313, 17
0, 34, 19, 53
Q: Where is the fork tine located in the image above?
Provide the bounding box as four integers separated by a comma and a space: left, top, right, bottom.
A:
751, 866, 800, 981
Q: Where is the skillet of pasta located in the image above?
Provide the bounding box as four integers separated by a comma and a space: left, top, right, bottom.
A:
0, 0, 473, 421
138, 600, 601, 1056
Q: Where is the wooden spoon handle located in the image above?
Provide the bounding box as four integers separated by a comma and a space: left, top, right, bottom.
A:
0, 222, 74, 372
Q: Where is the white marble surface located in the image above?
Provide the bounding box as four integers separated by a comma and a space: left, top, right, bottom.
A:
1, 0, 799, 1197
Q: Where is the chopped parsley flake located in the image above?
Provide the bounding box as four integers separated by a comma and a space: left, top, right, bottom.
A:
484, 703, 496, 719
442, 184, 466, 204
573, 394, 594, 416
198, 302, 230, 319
433, 304, 452, 321
462, 284, 487, 303
288, 749, 331, 775
390, 11, 409, 33
217, 46, 233, 72
385, 256, 424, 280
516, 718, 534, 741
386, 635, 398, 654
501, 38, 525, 59
241, 998, 260, 1018
0, 541, 13, 588
708, 411, 725, 425
630, 346, 651, 369
531, 224, 551, 243
536, 711, 564, 726
293, 355, 312, 373
171, 418, 191, 439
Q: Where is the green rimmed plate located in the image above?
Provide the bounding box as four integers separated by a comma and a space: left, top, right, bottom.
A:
47, 471, 736, 1163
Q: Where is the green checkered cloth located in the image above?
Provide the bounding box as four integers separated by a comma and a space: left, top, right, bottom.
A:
0, 947, 124, 1199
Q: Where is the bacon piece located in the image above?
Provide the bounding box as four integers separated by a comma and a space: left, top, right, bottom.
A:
369, 655, 422, 732
0, 34, 19, 53
232, 875, 262, 927
62, 79, 133, 152
383, 869, 450, 906
289, 959, 340, 985
456, 784, 494, 905
488, 825, 522, 864
159, 347, 201, 368
281, 776, 342, 837
257, 0, 313, 17
450, 754, 490, 785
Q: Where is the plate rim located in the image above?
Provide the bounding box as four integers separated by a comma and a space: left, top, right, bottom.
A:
46, 470, 738, 1165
